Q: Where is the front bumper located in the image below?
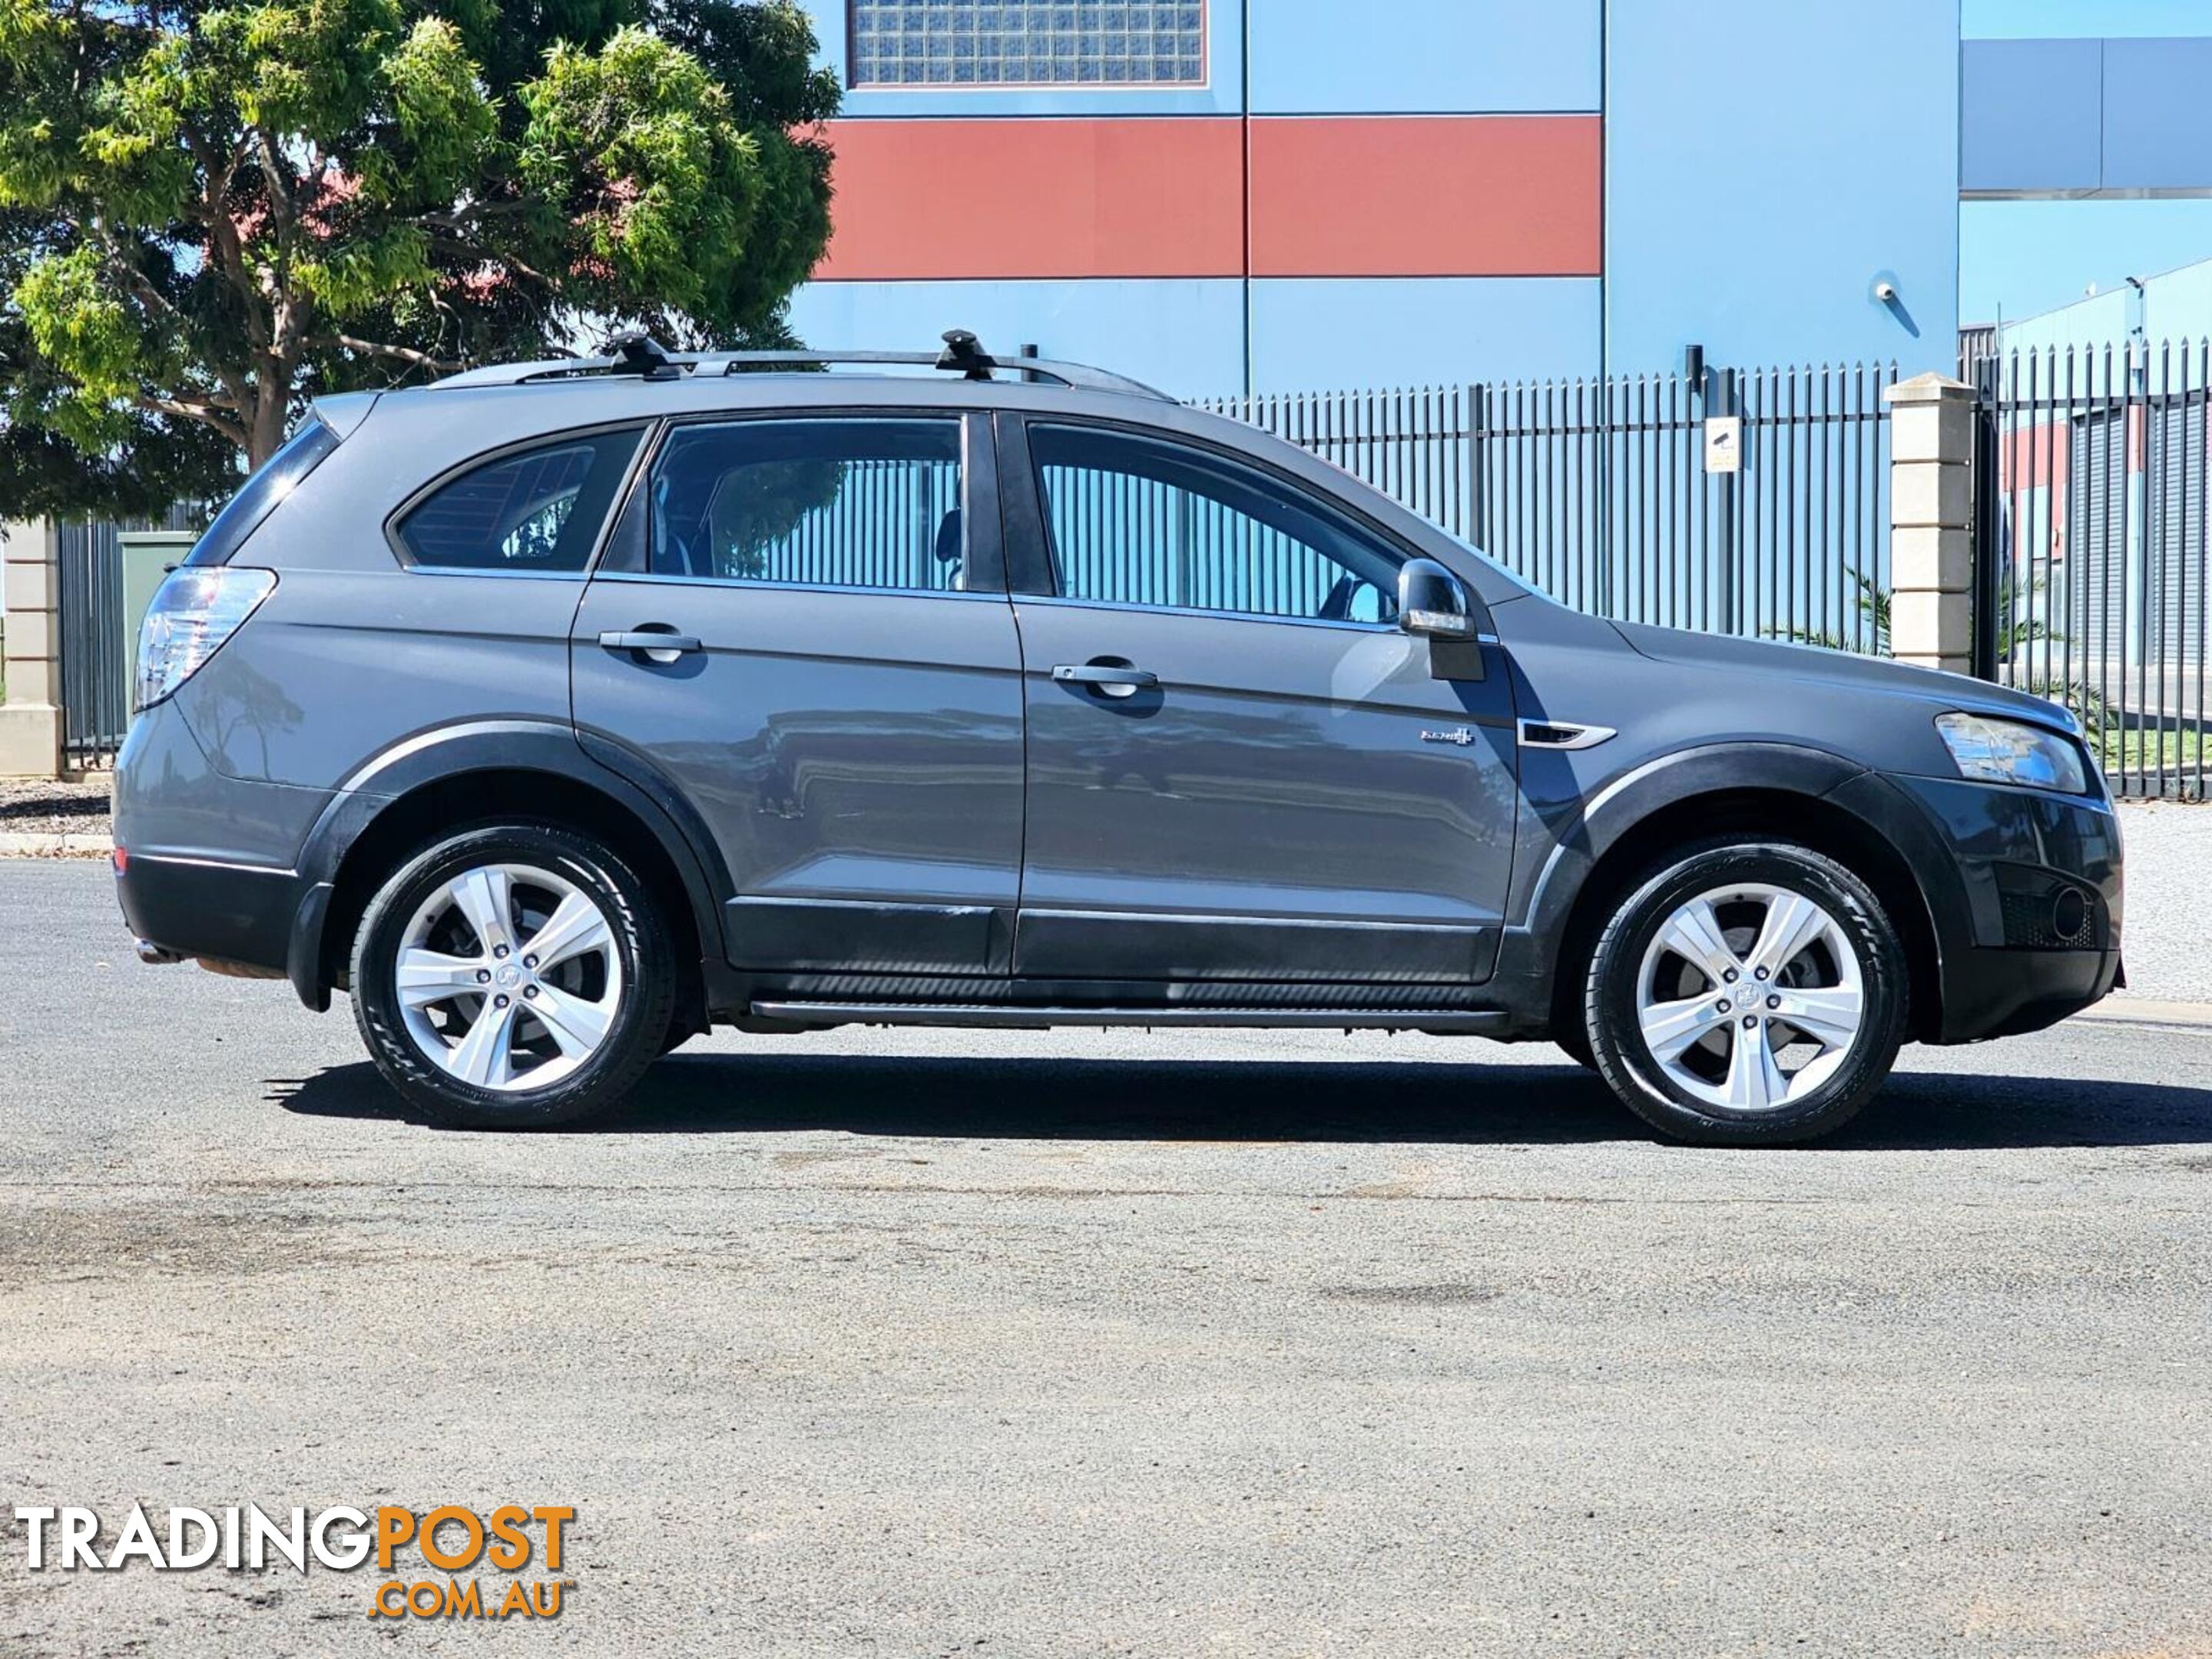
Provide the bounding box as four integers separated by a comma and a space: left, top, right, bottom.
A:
1936, 939, 2123, 1041
1837, 770, 2124, 1044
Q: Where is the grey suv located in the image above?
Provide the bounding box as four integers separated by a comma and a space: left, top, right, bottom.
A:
114, 333, 2124, 1145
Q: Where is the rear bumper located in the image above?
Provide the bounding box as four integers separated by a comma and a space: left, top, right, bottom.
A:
111, 696, 336, 1003
116, 850, 303, 972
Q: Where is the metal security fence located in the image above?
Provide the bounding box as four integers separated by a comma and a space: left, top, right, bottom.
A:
56, 505, 200, 768
58, 518, 137, 768
1970, 338, 2212, 799
1204, 360, 1899, 649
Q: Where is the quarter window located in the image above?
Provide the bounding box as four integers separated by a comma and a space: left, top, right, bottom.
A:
396, 430, 641, 573
1028, 423, 1402, 624
648, 419, 967, 593
185, 417, 337, 568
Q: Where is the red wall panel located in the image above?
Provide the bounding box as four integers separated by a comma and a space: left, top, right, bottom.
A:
815, 118, 1246, 280
1248, 115, 1602, 278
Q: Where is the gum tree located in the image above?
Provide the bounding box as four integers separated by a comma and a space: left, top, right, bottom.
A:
0, 0, 837, 510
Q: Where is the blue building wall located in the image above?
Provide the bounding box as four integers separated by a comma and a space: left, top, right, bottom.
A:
1998, 259, 2212, 356
1962, 37, 2212, 198
789, 278, 1250, 396
787, 1, 1965, 395
1246, 0, 1601, 115
1244, 279, 1603, 392
1604, 0, 1961, 377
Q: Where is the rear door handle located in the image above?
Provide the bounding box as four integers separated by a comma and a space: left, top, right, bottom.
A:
599, 628, 702, 662
1052, 662, 1159, 700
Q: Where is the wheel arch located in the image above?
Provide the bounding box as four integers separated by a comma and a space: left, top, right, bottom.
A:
294, 723, 730, 1027
1523, 747, 1955, 1047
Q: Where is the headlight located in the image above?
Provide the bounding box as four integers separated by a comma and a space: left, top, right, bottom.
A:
1935, 710, 2088, 794
135, 567, 276, 712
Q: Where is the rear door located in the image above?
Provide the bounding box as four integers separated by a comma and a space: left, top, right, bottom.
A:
571, 410, 1026, 975
1000, 416, 1519, 984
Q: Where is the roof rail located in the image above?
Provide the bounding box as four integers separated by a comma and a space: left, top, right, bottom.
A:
430, 329, 1173, 400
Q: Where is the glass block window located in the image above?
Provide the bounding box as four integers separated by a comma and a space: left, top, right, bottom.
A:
849, 1, 1206, 88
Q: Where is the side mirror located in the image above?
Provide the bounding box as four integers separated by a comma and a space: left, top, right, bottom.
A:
1397, 558, 1475, 640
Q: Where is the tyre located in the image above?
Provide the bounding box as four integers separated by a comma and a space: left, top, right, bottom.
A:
1582, 839, 1906, 1146
349, 824, 674, 1128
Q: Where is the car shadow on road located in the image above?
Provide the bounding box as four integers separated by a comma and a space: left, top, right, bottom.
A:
270, 1051, 2212, 1151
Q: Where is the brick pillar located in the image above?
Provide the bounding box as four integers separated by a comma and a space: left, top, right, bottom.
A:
1884, 373, 1975, 676
0, 518, 63, 778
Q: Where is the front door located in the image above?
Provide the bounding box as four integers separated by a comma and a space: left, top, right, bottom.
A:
571, 411, 1025, 975
1002, 419, 1518, 984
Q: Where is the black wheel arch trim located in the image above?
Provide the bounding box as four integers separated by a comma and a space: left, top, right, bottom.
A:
1494, 742, 1969, 1031
290, 719, 733, 1009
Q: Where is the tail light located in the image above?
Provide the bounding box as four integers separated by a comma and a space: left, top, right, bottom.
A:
135, 567, 276, 711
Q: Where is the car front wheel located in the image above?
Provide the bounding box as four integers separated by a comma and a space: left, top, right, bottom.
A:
349, 824, 674, 1129
1583, 839, 1908, 1146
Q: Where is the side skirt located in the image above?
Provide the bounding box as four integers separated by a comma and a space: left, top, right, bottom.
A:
748, 1001, 1507, 1033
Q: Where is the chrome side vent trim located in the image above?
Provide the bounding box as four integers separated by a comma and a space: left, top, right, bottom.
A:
1518, 718, 1617, 751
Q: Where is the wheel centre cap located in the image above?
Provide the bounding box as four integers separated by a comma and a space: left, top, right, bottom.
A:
1734, 984, 1763, 1012
496, 963, 522, 988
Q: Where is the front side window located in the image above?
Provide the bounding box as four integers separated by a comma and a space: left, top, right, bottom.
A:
396, 429, 641, 573
649, 418, 966, 593
1028, 423, 1402, 624
848, 0, 1205, 88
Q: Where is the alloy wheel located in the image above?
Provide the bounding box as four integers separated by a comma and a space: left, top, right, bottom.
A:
1633, 882, 1866, 1115
392, 861, 624, 1092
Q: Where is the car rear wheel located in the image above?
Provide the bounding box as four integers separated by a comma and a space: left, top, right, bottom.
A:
1583, 839, 1907, 1145
350, 824, 674, 1129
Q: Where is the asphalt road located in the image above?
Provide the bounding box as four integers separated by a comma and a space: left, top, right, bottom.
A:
5, 857, 2212, 1657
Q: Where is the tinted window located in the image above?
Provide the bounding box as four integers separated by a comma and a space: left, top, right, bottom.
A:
1028, 424, 1402, 624
396, 429, 641, 572
650, 419, 965, 592
184, 418, 339, 568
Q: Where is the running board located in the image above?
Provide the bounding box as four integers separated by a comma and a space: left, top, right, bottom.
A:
747, 1001, 1505, 1032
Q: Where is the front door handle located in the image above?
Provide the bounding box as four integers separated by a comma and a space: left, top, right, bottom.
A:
1052, 662, 1159, 700
599, 628, 702, 664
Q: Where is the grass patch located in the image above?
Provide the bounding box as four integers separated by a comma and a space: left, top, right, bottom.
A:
2101, 726, 2212, 786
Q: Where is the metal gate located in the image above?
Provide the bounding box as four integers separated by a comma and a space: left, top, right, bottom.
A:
1204, 359, 1899, 650
1970, 339, 2212, 799
57, 518, 134, 768
55, 505, 199, 768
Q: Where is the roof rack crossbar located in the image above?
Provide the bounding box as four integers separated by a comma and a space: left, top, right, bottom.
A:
430, 329, 1173, 400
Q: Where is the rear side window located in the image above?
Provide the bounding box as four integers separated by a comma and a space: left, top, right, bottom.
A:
183, 417, 339, 567
396, 429, 641, 573
648, 417, 966, 592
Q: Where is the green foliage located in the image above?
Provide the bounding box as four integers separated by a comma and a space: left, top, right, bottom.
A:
1778, 572, 1891, 657
0, 0, 836, 513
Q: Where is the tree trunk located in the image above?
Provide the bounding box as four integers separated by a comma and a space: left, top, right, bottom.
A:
247, 366, 290, 469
